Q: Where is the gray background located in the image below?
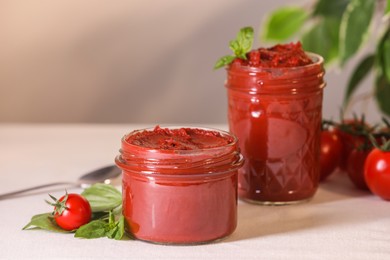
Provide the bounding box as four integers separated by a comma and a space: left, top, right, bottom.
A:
0, 0, 380, 124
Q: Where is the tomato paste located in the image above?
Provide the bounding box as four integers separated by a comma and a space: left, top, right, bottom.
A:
225, 43, 326, 204
126, 125, 233, 150
116, 126, 243, 244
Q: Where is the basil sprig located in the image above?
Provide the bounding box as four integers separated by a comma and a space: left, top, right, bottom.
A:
75, 211, 125, 240
23, 184, 127, 240
214, 26, 254, 69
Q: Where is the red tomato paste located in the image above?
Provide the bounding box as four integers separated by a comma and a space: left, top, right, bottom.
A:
236, 42, 313, 68
126, 125, 233, 150
226, 43, 326, 204
116, 126, 243, 244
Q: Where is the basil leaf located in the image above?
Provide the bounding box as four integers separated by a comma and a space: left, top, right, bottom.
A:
214, 27, 253, 69
386, 0, 390, 15
339, 0, 376, 65
115, 216, 125, 240
301, 17, 340, 64
262, 7, 308, 41
106, 215, 125, 240
375, 71, 390, 117
23, 213, 69, 233
214, 55, 235, 70
343, 54, 375, 106
74, 220, 108, 239
313, 0, 350, 18
75, 212, 126, 240
232, 26, 254, 59
81, 184, 122, 212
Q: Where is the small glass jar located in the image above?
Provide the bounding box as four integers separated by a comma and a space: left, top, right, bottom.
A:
225, 53, 326, 205
115, 126, 244, 244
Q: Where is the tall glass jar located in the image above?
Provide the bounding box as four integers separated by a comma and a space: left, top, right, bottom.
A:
225, 53, 325, 205
115, 126, 244, 244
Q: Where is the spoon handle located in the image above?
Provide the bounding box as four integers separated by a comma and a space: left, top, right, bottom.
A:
0, 182, 75, 200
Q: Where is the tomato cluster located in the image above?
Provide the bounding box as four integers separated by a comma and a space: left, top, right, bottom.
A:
319, 117, 390, 201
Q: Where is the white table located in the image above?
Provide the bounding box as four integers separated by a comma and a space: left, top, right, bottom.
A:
1, 124, 390, 260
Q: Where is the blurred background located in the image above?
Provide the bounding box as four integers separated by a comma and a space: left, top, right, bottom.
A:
0, 0, 381, 124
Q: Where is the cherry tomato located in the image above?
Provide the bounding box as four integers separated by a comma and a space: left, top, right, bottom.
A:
320, 130, 342, 181
364, 148, 390, 200
53, 193, 92, 231
346, 148, 371, 190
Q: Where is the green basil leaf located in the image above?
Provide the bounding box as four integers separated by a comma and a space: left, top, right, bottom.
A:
23, 213, 68, 233
343, 54, 375, 106
313, 0, 350, 18
214, 27, 253, 69
234, 26, 254, 58
386, 0, 390, 15
74, 220, 108, 239
81, 184, 122, 212
375, 71, 390, 116
115, 216, 125, 240
262, 7, 308, 41
339, 0, 376, 65
214, 55, 235, 70
301, 17, 340, 64
229, 27, 253, 59
106, 215, 125, 240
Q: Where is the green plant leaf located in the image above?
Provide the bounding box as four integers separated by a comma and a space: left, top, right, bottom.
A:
214, 55, 235, 70
343, 54, 375, 107
262, 7, 308, 41
382, 36, 390, 82
74, 220, 108, 239
375, 71, 390, 116
339, 0, 376, 65
301, 18, 340, 64
313, 0, 350, 18
106, 215, 125, 240
229, 27, 254, 59
81, 184, 122, 212
377, 28, 390, 81
387, 0, 390, 15
377, 30, 390, 82
214, 27, 254, 69
23, 213, 69, 233
74, 211, 126, 240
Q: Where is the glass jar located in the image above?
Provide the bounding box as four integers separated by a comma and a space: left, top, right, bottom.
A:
225, 53, 325, 205
115, 126, 244, 244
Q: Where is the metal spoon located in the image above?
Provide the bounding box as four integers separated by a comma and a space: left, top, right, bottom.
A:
0, 165, 121, 200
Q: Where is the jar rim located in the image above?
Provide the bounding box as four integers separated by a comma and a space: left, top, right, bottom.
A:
115, 153, 244, 180
116, 126, 244, 177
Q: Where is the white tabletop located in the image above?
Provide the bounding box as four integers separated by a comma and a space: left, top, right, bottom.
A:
1, 124, 390, 260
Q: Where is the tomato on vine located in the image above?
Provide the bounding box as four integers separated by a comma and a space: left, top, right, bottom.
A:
346, 147, 371, 190
334, 116, 373, 171
46, 192, 92, 231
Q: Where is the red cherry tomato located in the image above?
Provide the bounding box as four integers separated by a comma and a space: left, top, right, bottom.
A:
346, 148, 371, 190
364, 148, 390, 200
320, 130, 342, 181
53, 193, 92, 231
